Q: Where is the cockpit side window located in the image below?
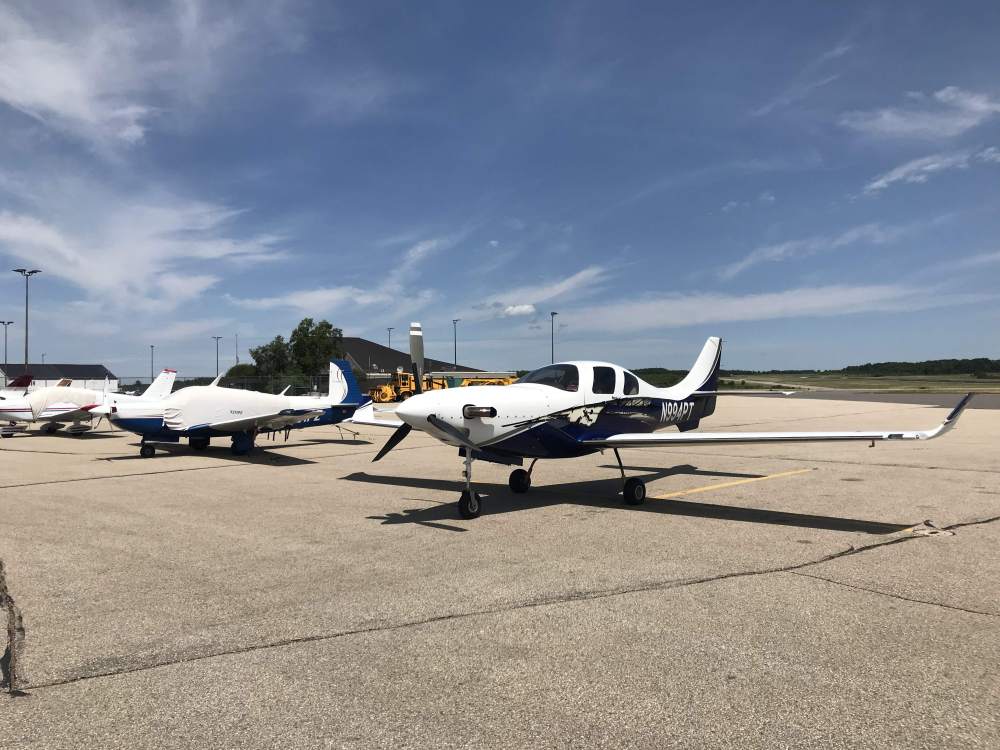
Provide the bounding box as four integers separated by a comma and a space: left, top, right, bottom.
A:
592, 366, 616, 395
518, 364, 580, 392
623, 371, 639, 396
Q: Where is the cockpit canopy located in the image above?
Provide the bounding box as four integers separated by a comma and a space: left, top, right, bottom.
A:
517, 364, 579, 392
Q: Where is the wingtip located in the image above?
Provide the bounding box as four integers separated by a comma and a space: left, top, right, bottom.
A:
946, 392, 974, 423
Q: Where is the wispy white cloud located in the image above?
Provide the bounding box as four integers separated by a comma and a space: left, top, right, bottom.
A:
568, 284, 989, 334
863, 147, 1000, 194
151, 317, 236, 343
721, 191, 777, 213
226, 235, 459, 317
0, 177, 288, 311
473, 266, 608, 319
0, 0, 305, 150
752, 41, 851, 117
720, 222, 910, 280
840, 87, 1000, 139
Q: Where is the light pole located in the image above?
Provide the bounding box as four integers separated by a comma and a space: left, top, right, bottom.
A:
387, 327, 394, 350
41, 353, 45, 365
1, 321, 12, 387
212, 336, 223, 376
550, 311, 558, 363
150, 345, 155, 383
452, 319, 460, 370
12, 269, 41, 366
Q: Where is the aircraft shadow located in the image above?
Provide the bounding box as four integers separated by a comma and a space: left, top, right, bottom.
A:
101, 444, 317, 466
347, 469, 913, 536
599, 463, 764, 480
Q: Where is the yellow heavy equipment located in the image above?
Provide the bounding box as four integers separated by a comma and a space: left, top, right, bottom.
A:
368, 371, 448, 403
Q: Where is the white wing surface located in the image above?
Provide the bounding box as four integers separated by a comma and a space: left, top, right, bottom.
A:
584, 393, 973, 448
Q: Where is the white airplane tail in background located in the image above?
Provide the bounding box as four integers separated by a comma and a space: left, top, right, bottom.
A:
142, 369, 177, 400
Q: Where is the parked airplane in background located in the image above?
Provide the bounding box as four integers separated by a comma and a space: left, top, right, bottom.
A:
350, 324, 973, 519
0, 369, 177, 437
104, 360, 368, 457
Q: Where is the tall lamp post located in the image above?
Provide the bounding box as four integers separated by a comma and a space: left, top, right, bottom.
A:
452, 318, 460, 370
150, 345, 155, 383
387, 327, 394, 350
1, 321, 12, 387
550, 311, 558, 364
12, 268, 41, 366
212, 336, 223, 376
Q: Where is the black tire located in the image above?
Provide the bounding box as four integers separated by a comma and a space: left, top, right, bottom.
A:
140, 444, 155, 458
509, 468, 531, 494
458, 490, 482, 519
190, 437, 210, 451
623, 477, 646, 505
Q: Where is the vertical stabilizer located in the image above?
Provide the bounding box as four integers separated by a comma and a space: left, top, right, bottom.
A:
141, 369, 176, 400
328, 359, 365, 404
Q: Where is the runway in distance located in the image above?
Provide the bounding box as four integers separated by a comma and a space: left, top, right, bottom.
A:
104, 359, 367, 456
351, 323, 973, 519
0, 369, 176, 437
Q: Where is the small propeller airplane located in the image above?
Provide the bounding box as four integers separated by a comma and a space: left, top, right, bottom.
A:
349, 323, 973, 519
103, 359, 368, 457
0, 369, 176, 437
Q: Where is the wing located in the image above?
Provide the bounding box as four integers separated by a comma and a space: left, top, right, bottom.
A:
584, 393, 973, 448
345, 402, 404, 428
188, 408, 326, 433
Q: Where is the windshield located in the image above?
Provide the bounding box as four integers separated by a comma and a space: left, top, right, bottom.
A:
518, 364, 580, 392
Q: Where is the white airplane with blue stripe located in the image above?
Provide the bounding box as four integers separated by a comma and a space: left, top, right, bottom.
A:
0, 369, 176, 437
349, 323, 973, 519
103, 360, 368, 457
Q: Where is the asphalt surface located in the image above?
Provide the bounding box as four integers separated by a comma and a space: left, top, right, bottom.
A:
1, 395, 997, 748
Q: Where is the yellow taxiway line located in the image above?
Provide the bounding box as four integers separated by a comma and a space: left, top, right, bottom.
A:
648, 467, 815, 501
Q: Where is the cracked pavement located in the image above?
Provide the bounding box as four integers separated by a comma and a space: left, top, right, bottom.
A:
1, 396, 998, 748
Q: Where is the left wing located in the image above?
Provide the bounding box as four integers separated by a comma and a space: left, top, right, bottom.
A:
188, 408, 325, 433
584, 393, 973, 448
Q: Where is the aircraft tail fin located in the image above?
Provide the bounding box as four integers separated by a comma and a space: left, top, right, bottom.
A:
142, 369, 176, 399
672, 337, 722, 419
5, 374, 33, 391
328, 359, 365, 404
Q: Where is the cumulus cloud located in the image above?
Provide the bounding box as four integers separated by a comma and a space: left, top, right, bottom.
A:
720, 223, 909, 280
840, 87, 1000, 139
863, 147, 1000, 194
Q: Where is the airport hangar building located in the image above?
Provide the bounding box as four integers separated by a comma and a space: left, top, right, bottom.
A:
0, 363, 118, 390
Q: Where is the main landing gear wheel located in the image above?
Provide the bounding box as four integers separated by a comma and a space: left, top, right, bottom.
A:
623, 477, 646, 505
458, 490, 482, 519
190, 437, 210, 451
508, 468, 531, 494
140, 444, 155, 458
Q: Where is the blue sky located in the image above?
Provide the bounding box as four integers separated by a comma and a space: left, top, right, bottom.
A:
1, 1, 999, 376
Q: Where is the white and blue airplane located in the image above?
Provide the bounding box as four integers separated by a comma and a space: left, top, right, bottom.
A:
104, 359, 368, 457
350, 326, 973, 519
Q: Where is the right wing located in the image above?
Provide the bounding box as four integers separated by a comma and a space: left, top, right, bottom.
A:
346, 402, 404, 428
583, 393, 973, 448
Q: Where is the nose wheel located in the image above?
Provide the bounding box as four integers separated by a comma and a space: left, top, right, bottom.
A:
457, 452, 483, 519
139, 444, 155, 458
458, 490, 482, 519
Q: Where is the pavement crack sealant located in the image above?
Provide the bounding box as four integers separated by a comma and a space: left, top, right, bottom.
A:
0, 560, 27, 696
